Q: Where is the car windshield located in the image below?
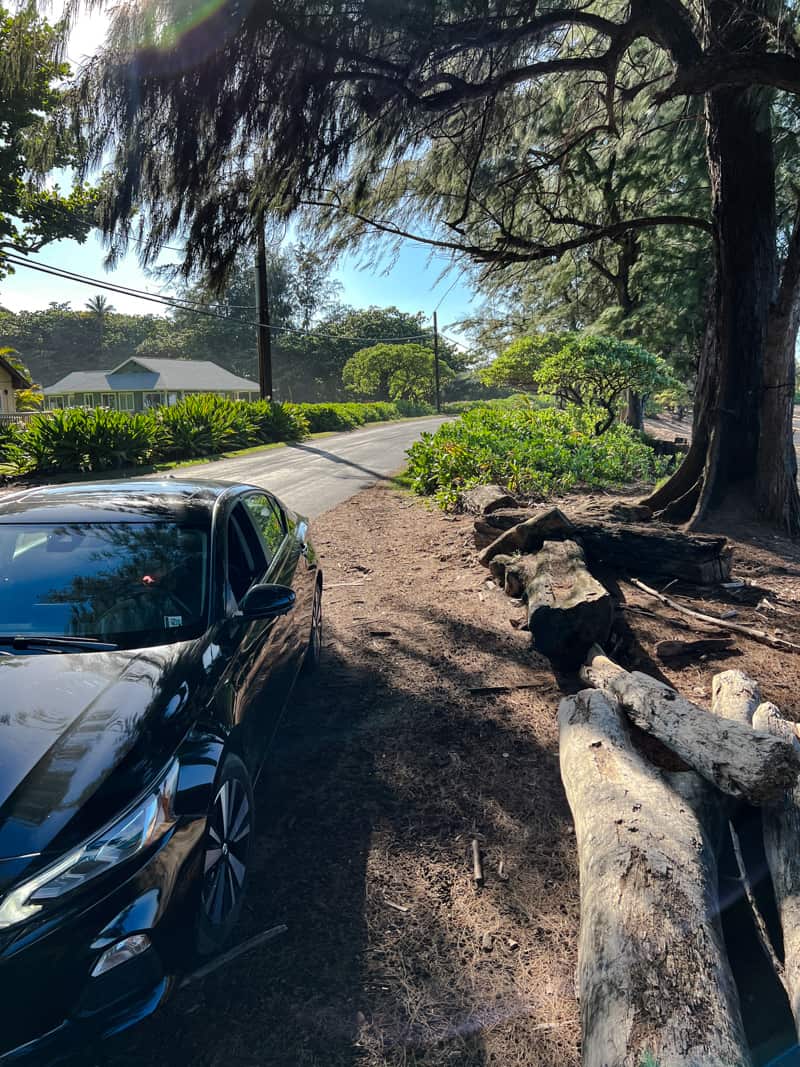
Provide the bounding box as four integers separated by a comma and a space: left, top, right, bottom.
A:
0, 521, 210, 649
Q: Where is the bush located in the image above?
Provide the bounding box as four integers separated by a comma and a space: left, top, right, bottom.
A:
14, 408, 156, 473
297, 400, 431, 432
151, 394, 245, 458
2, 397, 430, 477
0, 421, 22, 463
406, 406, 673, 509
441, 394, 550, 415
248, 401, 309, 443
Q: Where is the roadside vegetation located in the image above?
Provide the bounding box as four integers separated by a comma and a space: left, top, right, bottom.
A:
407, 405, 671, 508
0, 397, 431, 476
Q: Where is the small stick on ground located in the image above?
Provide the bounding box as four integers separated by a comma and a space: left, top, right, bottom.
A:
385, 899, 410, 914
629, 578, 800, 653
471, 839, 484, 887
180, 924, 288, 988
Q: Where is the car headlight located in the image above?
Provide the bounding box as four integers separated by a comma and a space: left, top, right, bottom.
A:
0, 760, 180, 930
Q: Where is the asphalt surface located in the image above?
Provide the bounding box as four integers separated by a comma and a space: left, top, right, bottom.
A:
160, 416, 450, 517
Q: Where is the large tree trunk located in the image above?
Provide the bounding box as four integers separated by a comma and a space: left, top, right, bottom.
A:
559, 689, 750, 1066
757, 202, 800, 533
624, 389, 644, 430
642, 4, 800, 534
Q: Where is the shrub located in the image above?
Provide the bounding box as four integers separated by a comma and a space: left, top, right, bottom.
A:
0, 421, 22, 464
151, 394, 251, 458
297, 400, 431, 432
442, 394, 550, 414
248, 401, 309, 443
14, 408, 155, 473
405, 405, 673, 509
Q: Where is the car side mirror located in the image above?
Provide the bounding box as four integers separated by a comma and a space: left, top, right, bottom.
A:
240, 583, 296, 620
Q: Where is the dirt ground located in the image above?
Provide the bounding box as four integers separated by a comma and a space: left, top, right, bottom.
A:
95, 482, 800, 1067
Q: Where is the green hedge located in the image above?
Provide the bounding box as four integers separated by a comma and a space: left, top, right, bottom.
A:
296, 400, 432, 432
406, 405, 673, 509
441, 393, 550, 415
0, 397, 434, 476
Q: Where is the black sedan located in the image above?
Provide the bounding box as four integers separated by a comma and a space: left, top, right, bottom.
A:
0, 479, 322, 1062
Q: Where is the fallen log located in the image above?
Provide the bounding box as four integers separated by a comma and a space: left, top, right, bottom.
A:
630, 578, 800, 654
711, 669, 761, 725
491, 541, 613, 666
475, 507, 571, 553
458, 484, 518, 515
752, 701, 800, 1030
710, 672, 789, 988
476, 508, 732, 584
655, 637, 734, 661
580, 647, 800, 805
559, 689, 750, 1067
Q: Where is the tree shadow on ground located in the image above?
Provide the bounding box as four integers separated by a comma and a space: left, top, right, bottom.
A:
92, 606, 578, 1067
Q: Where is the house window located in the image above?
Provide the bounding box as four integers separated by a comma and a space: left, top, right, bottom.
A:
101, 393, 117, 409
46, 397, 65, 410
143, 392, 163, 409
118, 392, 135, 411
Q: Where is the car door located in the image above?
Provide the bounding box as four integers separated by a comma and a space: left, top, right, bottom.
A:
218, 499, 295, 771
242, 492, 312, 680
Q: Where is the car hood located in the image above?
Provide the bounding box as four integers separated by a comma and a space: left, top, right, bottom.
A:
0, 642, 204, 867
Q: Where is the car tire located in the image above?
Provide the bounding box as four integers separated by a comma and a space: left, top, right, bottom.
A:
301, 582, 323, 675
194, 751, 255, 959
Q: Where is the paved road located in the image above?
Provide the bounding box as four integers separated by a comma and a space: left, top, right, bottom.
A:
159, 416, 449, 517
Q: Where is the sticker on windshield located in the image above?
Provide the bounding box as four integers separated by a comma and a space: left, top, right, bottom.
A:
164, 616, 183, 629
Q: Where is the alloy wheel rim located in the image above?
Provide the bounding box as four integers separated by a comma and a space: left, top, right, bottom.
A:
201, 778, 251, 926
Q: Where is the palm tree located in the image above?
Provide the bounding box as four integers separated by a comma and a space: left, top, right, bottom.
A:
85, 294, 116, 319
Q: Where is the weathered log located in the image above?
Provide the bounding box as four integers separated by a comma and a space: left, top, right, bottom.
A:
655, 637, 734, 661
752, 701, 800, 1030
710, 672, 789, 988
491, 541, 613, 666
711, 669, 761, 725
475, 507, 571, 554
559, 689, 750, 1067
458, 484, 518, 515
476, 508, 732, 584
580, 647, 800, 804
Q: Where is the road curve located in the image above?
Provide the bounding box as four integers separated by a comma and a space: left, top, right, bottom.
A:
157, 416, 450, 517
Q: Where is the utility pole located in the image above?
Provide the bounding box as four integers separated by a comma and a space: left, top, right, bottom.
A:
433, 310, 441, 413
254, 210, 273, 401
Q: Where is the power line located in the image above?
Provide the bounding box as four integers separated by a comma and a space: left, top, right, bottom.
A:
2, 253, 442, 345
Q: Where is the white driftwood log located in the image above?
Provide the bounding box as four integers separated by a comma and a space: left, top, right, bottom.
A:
711, 670, 762, 725
559, 689, 750, 1067
752, 700, 800, 1031
711, 672, 789, 988
580, 648, 800, 805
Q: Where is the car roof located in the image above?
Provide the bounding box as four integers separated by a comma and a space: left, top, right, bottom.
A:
0, 479, 251, 525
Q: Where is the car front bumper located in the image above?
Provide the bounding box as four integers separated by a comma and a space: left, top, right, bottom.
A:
0, 817, 206, 1064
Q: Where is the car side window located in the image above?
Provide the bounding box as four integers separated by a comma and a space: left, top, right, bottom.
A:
227, 504, 268, 605
243, 494, 286, 565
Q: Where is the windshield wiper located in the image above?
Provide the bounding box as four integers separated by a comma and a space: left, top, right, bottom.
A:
0, 636, 119, 652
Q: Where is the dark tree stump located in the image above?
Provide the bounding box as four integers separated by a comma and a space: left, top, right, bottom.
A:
491, 540, 613, 666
